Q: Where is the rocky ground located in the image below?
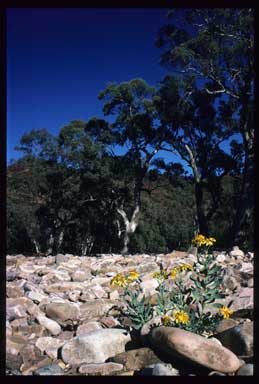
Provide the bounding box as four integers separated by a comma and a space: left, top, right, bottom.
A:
6, 246, 253, 376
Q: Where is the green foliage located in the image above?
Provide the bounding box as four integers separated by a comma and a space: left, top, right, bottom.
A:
122, 287, 153, 330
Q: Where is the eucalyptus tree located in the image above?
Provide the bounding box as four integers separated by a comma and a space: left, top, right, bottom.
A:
156, 8, 254, 243
154, 75, 239, 235
86, 79, 169, 254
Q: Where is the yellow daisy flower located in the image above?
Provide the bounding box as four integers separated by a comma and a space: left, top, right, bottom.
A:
126, 270, 139, 282
161, 314, 171, 326
219, 306, 233, 319
173, 310, 190, 324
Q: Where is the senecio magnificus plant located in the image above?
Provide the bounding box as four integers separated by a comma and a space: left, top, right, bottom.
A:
110, 235, 233, 336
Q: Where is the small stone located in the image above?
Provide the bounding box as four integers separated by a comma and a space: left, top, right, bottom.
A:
72, 269, 91, 282
76, 321, 103, 336
236, 363, 253, 376
216, 254, 226, 263
112, 347, 162, 371
45, 302, 80, 325
34, 364, 64, 376
78, 362, 123, 375
36, 314, 61, 336
230, 246, 245, 259
152, 363, 179, 376
35, 337, 65, 359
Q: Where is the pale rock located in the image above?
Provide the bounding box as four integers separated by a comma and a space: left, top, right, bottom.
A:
140, 279, 159, 297
34, 364, 64, 375
71, 269, 91, 282
36, 313, 61, 336
112, 347, 162, 371
78, 362, 124, 375
67, 290, 81, 302
216, 254, 226, 263
109, 289, 120, 300
45, 302, 80, 325
6, 336, 25, 355
27, 291, 47, 303
230, 246, 245, 259
226, 287, 253, 312
79, 299, 119, 321
76, 321, 103, 336
152, 363, 179, 376
61, 328, 131, 365
150, 326, 242, 373
43, 281, 88, 293
35, 337, 65, 359
136, 262, 160, 274
7, 303, 28, 320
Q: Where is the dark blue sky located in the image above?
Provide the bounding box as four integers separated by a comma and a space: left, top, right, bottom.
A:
7, 8, 173, 163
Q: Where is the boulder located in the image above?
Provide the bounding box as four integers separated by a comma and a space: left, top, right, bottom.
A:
61, 329, 131, 365
150, 326, 241, 373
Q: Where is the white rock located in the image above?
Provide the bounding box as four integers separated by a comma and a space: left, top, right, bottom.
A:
36, 314, 61, 335
61, 328, 131, 365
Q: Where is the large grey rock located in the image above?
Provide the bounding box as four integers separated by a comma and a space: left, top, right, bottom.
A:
61, 329, 131, 365
150, 326, 242, 373
215, 322, 253, 356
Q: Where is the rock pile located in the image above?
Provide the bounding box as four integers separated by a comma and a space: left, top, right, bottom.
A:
6, 247, 253, 376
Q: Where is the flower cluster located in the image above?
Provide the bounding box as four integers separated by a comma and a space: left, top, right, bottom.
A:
153, 264, 193, 281
192, 234, 216, 248
110, 271, 139, 287
161, 310, 190, 326
153, 270, 168, 281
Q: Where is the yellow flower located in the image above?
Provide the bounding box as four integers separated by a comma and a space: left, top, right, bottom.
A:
153, 270, 168, 280
161, 314, 171, 326
110, 273, 128, 287
192, 234, 206, 247
169, 268, 177, 279
126, 270, 139, 282
219, 306, 233, 319
192, 234, 216, 248
173, 310, 190, 324
178, 263, 193, 272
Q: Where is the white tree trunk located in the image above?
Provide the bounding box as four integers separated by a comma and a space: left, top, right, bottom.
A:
117, 205, 140, 254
